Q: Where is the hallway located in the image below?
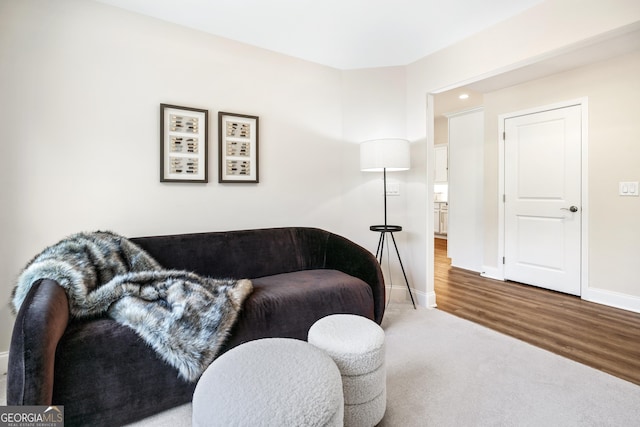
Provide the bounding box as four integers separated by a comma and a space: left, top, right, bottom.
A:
433, 238, 640, 386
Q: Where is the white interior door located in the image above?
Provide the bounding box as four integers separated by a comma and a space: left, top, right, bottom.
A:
504, 105, 582, 295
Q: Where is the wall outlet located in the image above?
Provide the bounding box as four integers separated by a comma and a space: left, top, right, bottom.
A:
619, 181, 639, 196
386, 182, 400, 196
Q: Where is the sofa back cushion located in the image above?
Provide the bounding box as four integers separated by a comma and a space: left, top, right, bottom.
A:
131, 227, 330, 279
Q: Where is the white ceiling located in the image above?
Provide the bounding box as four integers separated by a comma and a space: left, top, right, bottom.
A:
94, 0, 544, 70
93, 0, 639, 117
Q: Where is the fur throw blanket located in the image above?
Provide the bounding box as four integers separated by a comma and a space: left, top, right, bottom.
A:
11, 231, 253, 382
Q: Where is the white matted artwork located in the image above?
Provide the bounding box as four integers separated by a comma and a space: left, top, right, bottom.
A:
160, 104, 208, 183
218, 111, 259, 183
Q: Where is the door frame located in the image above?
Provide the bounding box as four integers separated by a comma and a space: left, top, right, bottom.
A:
496, 98, 589, 297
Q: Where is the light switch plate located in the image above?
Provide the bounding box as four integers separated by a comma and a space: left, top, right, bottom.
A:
619, 181, 639, 196
386, 182, 400, 196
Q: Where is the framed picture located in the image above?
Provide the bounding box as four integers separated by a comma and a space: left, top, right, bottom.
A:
218, 111, 259, 183
160, 104, 208, 183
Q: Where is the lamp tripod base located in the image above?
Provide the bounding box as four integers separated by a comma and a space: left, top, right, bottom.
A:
370, 225, 416, 309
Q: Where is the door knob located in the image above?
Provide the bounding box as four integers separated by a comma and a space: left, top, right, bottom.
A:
561, 206, 579, 212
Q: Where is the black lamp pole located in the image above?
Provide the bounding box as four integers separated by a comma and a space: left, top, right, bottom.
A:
383, 167, 388, 227
370, 166, 416, 309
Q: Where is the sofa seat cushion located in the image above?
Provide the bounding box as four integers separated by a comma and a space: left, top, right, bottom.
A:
221, 269, 375, 351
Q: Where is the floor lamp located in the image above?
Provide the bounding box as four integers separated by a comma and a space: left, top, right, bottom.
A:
360, 138, 416, 309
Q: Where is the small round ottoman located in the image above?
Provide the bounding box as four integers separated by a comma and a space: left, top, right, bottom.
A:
192, 338, 343, 427
308, 314, 386, 427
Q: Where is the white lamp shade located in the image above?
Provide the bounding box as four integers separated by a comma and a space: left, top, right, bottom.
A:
360, 138, 410, 172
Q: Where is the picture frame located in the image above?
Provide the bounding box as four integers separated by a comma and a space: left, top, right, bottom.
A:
160, 104, 208, 183
218, 111, 259, 183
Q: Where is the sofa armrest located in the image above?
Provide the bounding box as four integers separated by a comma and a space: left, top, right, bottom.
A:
7, 279, 69, 405
324, 233, 386, 323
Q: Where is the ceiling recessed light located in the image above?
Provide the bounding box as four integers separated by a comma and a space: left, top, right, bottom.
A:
459, 93, 469, 100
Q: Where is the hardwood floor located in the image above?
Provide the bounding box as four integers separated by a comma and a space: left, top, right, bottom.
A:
434, 238, 640, 386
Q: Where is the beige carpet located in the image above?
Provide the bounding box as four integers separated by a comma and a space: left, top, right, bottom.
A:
2, 303, 640, 426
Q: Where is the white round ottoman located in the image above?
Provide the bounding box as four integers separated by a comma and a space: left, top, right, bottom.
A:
308, 314, 386, 427
192, 338, 343, 427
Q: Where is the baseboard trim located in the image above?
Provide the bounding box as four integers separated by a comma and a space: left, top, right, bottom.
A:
413, 289, 436, 308
386, 286, 435, 308
481, 266, 504, 281
0, 351, 7, 375
423, 289, 437, 308
583, 287, 640, 314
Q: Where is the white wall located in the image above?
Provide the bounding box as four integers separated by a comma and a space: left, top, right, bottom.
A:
340, 67, 417, 302
341, 66, 408, 239
434, 117, 448, 146
0, 0, 369, 353
447, 109, 484, 273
